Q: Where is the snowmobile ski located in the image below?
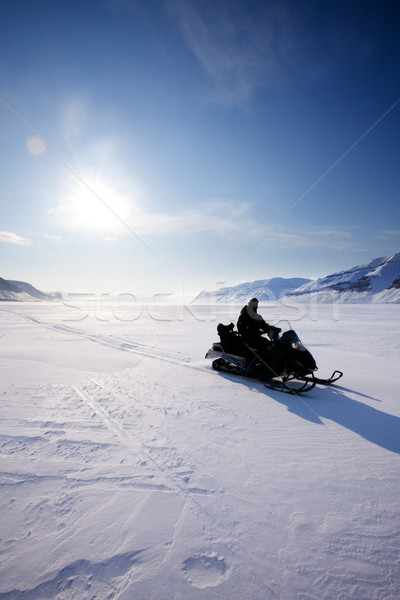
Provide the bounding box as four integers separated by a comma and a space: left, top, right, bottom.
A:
263, 377, 316, 394
212, 357, 316, 394
297, 370, 344, 386
309, 370, 343, 385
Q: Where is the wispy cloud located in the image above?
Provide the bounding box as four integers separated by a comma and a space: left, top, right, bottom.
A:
49, 193, 263, 239
379, 230, 400, 237
0, 231, 30, 245
166, 0, 299, 104
125, 199, 262, 237
48, 187, 359, 251
166, 0, 380, 106
264, 227, 355, 250
44, 233, 62, 242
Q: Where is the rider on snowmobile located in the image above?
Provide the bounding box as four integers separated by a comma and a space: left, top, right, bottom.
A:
237, 298, 281, 350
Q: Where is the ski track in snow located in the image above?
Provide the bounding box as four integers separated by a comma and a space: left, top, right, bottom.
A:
0, 374, 232, 598
11, 311, 205, 372
0, 303, 400, 599
73, 379, 219, 508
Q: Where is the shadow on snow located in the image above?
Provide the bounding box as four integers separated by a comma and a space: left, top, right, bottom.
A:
216, 372, 400, 455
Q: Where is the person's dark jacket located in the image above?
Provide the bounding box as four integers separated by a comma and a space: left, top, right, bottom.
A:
237, 304, 270, 347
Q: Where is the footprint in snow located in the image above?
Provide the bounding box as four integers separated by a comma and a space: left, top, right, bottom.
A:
181, 553, 229, 588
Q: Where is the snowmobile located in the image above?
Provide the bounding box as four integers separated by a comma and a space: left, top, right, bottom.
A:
205, 322, 343, 394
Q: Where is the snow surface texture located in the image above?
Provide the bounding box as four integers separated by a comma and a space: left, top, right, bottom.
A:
286, 251, 400, 303
1, 300, 400, 600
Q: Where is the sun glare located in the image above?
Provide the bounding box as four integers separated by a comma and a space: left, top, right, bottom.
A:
63, 178, 130, 234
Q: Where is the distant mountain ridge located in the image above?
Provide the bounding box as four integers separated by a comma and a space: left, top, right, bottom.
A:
0, 278, 61, 301
193, 252, 400, 305
285, 252, 400, 303
193, 277, 312, 304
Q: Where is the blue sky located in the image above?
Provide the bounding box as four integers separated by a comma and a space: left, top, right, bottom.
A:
1, 0, 399, 298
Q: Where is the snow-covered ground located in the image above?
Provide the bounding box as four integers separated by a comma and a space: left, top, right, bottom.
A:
1, 300, 399, 600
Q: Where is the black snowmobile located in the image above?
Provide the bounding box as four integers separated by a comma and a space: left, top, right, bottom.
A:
205, 322, 343, 394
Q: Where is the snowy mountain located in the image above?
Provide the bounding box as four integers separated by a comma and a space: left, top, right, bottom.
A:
285, 252, 400, 303
193, 277, 311, 303
0, 277, 61, 301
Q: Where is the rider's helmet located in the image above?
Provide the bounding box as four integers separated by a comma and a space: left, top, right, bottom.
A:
248, 298, 259, 311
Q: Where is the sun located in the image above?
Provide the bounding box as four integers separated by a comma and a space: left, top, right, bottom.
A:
62, 177, 130, 234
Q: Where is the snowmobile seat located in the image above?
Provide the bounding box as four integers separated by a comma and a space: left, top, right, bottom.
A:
217, 323, 247, 357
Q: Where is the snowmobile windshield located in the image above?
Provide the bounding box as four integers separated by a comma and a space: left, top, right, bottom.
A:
280, 329, 306, 351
